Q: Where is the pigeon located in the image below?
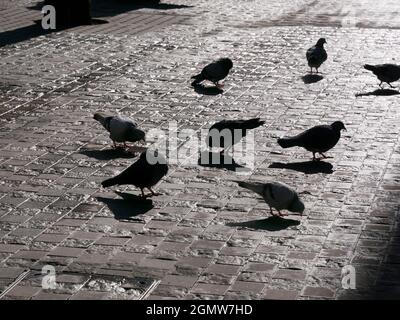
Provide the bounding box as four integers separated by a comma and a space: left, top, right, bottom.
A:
191, 58, 233, 88
277, 121, 346, 161
101, 150, 168, 198
236, 181, 305, 216
306, 38, 327, 74
207, 118, 265, 153
363, 64, 400, 88
93, 112, 145, 149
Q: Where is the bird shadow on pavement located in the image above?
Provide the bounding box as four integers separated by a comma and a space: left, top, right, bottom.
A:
192, 84, 224, 96
198, 151, 251, 172
302, 74, 324, 84
96, 191, 153, 220
269, 161, 333, 174
355, 88, 400, 97
227, 216, 300, 231
79, 148, 137, 161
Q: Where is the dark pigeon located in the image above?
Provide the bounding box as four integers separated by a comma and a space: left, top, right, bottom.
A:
306, 38, 327, 74
277, 121, 346, 161
101, 150, 168, 198
191, 58, 233, 88
207, 118, 265, 153
364, 64, 400, 88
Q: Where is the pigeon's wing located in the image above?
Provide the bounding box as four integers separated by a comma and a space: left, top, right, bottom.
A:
306, 46, 316, 60
265, 182, 296, 210
294, 125, 334, 150
375, 64, 400, 80
201, 61, 227, 82
109, 117, 137, 142
306, 47, 327, 64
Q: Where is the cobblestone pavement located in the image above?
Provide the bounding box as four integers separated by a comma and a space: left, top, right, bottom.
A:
0, 0, 400, 300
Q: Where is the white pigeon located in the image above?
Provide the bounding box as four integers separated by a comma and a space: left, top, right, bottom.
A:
306, 38, 327, 74
236, 181, 305, 216
93, 112, 145, 149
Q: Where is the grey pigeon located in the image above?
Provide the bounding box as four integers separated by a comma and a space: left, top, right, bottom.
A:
207, 118, 265, 153
236, 181, 305, 216
101, 150, 168, 198
191, 58, 233, 88
93, 112, 145, 149
277, 121, 346, 161
364, 64, 400, 88
306, 38, 327, 73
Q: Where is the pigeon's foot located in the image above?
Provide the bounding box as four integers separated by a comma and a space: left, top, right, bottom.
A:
148, 188, 162, 197
215, 82, 224, 89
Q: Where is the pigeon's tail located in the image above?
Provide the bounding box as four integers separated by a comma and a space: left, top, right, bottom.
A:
191, 73, 204, 86
277, 137, 298, 149
236, 181, 264, 196
243, 118, 266, 129
101, 176, 119, 188
364, 64, 377, 72
93, 112, 110, 128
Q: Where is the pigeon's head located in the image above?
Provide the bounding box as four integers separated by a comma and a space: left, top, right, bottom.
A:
316, 38, 327, 47
288, 195, 305, 215
220, 58, 233, 70
331, 121, 346, 132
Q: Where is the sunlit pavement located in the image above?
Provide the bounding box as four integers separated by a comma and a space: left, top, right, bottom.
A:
0, 0, 400, 299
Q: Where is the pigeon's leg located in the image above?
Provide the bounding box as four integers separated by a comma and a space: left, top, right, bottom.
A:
320, 152, 327, 159
316, 68, 319, 74
140, 188, 146, 198
270, 206, 279, 216
310, 67, 313, 74
123, 142, 127, 149
312, 152, 317, 161
379, 81, 383, 89
113, 141, 118, 149
148, 187, 161, 197
388, 82, 395, 88
278, 211, 287, 217
214, 81, 224, 89
269, 206, 274, 216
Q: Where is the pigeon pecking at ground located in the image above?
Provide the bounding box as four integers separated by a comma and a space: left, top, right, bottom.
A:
306, 38, 327, 74
101, 150, 168, 198
277, 121, 346, 161
207, 118, 265, 154
236, 181, 305, 216
191, 58, 233, 88
363, 64, 400, 88
93, 112, 145, 150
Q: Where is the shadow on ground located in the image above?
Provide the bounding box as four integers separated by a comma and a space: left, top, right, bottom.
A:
96, 191, 153, 220
356, 88, 400, 97
198, 151, 250, 172
79, 148, 137, 160
192, 84, 224, 96
227, 215, 301, 231
1, 0, 191, 46
269, 160, 333, 174
302, 74, 324, 84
